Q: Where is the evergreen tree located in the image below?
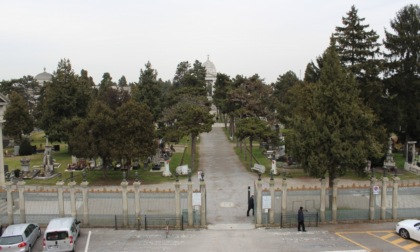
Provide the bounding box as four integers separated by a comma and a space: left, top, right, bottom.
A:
304, 56, 324, 83
334, 6, 381, 73
118, 75, 128, 87
287, 43, 385, 188
169, 60, 207, 104
114, 100, 157, 163
334, 5, 383, 115
383, 4, 420, 140
38, 59, 92, 142
272, 71, 300, 102
213, 73, 232, 125
133, 62, 162, 122
160, 94, 213, 170
97, 72, 130, 111
0, 76, 41, 116
236, 117, 272, 169
3, 91, 34, 143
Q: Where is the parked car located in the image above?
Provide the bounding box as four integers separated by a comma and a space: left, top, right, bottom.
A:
396, 219, 420, 241
43, 217, 80, 252
0, 223, 41, 252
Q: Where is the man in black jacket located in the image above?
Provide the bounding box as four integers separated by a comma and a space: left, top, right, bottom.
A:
298, 206, 306, 232
247, 195, 254, 216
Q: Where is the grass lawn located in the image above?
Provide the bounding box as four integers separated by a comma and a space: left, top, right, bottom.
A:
224, 126, 420, 181
4, 131, 192, 186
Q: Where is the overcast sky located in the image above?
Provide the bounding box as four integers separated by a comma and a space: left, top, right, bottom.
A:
0, 0, 415, 84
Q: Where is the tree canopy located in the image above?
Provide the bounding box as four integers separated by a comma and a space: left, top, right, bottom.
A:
3, 91, 34, 143
37, 59, 93, 142
383, 4, 420, 141
287, 43, 386, 187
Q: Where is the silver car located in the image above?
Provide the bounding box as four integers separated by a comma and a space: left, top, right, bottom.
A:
0, 223, 41, 252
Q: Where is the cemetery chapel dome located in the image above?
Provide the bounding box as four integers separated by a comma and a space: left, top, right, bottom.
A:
203, 56, 217, 78
34, 68, 53, 85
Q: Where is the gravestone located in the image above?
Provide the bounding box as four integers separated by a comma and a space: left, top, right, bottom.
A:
176, 165, 189, 175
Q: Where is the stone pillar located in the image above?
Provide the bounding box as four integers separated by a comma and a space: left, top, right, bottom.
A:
56, 181, 65, 217
133, 180, 141, 222
121, 181, 129, 227
269, 179, 275, 224
256, 179, 263, 225
17, 180, 26, 223
392, 176, 400, 220
68, 181, 77, 218
200, 180, 206, 226
0, 97, 8, 187
331, 179, 338, 223
174, 181, 181, 227
281, 178, 287, 217
80, 181, 89, 225
187, 181, 193, 226
320, 178, 326, 223
381, 176, 389, 220
369, 177, 377, 221
5, 181, 14, 224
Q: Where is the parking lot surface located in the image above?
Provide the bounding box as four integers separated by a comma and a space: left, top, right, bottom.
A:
27, 222, 420, 252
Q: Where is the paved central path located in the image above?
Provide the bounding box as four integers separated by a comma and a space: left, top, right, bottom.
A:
199, 123, 256, 229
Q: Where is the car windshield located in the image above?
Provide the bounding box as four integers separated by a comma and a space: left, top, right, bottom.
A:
46, 231, 68, 241
0, 235, 23, 245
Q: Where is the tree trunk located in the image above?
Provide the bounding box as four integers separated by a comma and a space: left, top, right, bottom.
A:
101, 156, 110, 178
191, 133, 196, 170
249, 138, 253, 169
243, 140, 247, 161
229, 115, 235, 139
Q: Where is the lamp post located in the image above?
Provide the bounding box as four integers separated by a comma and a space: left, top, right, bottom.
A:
0, 93, 10, 187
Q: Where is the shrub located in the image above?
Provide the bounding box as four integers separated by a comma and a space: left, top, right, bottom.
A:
19, 137, 33, 156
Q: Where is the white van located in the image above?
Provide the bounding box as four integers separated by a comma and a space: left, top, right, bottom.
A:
43, 217, 80, 252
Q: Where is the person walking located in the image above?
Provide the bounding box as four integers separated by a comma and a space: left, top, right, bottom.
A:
298, 206, 306, 231
247, 195, 254, 216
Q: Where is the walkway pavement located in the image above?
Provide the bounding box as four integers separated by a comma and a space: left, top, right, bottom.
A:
199, 123, 255, 229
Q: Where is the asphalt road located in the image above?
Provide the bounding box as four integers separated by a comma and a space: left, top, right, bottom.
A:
29, 222, 420, 252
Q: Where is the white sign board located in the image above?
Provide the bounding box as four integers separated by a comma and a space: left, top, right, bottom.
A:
262, 196, 271, 209
373, 185, 380, 195
193, 192, 201, 206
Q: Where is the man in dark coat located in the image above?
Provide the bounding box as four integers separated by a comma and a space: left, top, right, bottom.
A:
298, 206, 306, 232
247, 195, 254, 216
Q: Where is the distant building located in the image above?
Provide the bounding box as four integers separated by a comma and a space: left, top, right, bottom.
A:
34, 68, 53, 86
203, 56, 217, 97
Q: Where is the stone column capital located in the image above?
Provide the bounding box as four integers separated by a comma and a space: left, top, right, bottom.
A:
392, 176, 400, 183
17, 180, 26, 188
133, 181, 141, 189
68, 181, 77, 187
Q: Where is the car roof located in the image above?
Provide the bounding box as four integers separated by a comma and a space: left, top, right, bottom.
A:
45, 217, 76, 232
398, 219, 420, 225
2, 223, 36, 237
